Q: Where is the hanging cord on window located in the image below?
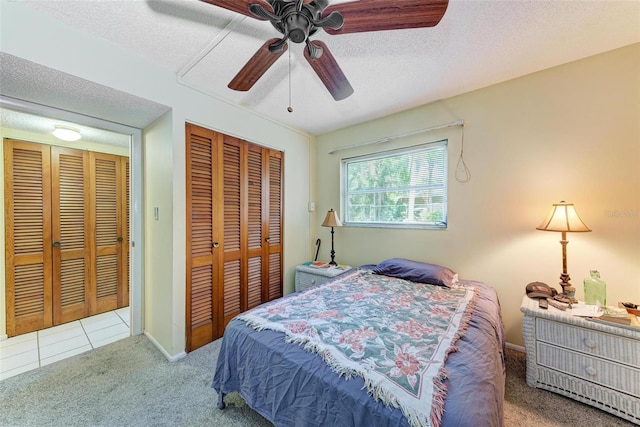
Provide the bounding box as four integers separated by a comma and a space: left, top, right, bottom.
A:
287, 40, 293, 113
455, 125, 471, 183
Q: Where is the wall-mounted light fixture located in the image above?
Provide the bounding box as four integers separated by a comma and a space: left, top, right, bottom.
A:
52, 125, 81, 141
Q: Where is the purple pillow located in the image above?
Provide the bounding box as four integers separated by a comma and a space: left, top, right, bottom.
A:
372, 258, 456, 287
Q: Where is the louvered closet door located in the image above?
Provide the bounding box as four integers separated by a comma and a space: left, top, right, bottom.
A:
186, 124, 221, 352
119, 158, 130, 308
185, 123, 284, 351
50, 146, 91, 324
90, 152, 126, 314
266, 150, 283, 301
246, 144, 264, 310
4, 140, 53, 336
221, 136, 243, 327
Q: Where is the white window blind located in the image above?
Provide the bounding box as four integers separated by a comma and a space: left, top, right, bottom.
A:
342, 140, 447, 229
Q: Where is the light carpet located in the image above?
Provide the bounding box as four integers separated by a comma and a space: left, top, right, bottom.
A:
0, 335, 635, 426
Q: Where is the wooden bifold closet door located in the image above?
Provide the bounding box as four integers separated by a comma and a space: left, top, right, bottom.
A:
4, 139, 129, 337
186, 123, 283, 352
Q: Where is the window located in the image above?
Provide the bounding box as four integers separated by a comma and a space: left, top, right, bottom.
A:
342, 140, 447, 229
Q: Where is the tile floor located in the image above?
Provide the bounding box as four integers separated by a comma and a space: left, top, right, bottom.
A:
0, 307, 130, 381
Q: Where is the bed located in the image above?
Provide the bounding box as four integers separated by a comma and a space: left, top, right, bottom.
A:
213, 259, 505, 427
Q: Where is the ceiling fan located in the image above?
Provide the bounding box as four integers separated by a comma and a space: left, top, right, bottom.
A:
200, 0, 449, 101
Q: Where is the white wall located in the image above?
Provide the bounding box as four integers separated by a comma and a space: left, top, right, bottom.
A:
1, 1, 314, 356
316, 43, 640, 346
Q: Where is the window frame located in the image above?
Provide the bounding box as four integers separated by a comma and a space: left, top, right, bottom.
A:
341, 139, 448, 230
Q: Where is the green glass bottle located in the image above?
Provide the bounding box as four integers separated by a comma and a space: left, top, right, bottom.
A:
583, 270, 606, 306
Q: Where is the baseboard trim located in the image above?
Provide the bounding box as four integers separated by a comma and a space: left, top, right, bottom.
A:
144, 331, 186, 362
0, 334, 7, 341
506, 342, 525, 353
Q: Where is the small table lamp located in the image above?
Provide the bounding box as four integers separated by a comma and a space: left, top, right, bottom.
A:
536, 201, 591, 300
322, 209, 342, 266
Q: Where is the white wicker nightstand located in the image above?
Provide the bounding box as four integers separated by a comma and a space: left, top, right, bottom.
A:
294, 264, 352, 292
520, 295, 640, 424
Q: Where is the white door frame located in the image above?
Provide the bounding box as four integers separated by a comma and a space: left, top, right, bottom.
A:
1, 96, 144, 336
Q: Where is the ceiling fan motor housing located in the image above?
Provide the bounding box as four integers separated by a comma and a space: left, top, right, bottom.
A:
268, 0, 323, 43
285, 13, 311, 43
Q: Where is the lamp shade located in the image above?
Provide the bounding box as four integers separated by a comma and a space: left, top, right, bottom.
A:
322, 209, 342, 227
536, 201, 591, 233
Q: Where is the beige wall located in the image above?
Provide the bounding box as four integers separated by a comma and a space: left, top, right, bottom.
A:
316, 43, 640, 346
142, 112, 174, 354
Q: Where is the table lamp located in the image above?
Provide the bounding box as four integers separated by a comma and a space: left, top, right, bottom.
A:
322, 209, 342, 266
536, 201, 591, 300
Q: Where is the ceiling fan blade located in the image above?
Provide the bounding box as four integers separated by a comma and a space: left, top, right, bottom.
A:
304, 41, 353, 101
229, 38, 288, 91
199, 0, 274, 19
323, 0, 449, 35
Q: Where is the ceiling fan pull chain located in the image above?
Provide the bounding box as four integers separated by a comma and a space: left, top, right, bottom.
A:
287, 39, 293, 113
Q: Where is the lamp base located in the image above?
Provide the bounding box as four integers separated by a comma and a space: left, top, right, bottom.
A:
328, 248, 337, 266
328, 226, 337, 266
559, 273, 577, 304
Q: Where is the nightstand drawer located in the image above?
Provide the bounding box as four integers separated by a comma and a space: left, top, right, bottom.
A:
535, 366, 640, 423
295, 264, 353, 292
537, 342, 640, 397
536, 318, 640, 366
295, 271, 329, 292
296, 271, 331, 292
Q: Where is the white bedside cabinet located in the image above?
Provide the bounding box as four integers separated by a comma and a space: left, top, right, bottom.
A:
294, 264, 352, 292
520, 295, 640, 424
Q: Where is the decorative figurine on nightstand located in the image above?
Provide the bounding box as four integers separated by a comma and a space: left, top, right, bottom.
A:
563, 285, 576, 302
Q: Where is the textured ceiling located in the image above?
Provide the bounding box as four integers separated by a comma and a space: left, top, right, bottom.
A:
0, 107, 132, 148
0, 53, 169, 147
2, 0, 640, 139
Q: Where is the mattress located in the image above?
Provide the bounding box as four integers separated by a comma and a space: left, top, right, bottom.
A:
213, 268, 505, 427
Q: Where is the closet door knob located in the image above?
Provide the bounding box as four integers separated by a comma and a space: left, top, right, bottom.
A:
212, 242, 220, 248
265, 237, 271, 243
52, 241, 61, 248
117, 237, 124, 243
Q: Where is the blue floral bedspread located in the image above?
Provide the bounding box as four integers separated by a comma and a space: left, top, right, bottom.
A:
239, 269, 477, 427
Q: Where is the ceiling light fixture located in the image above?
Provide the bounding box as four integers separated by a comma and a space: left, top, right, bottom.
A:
52, 125, 81, 141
